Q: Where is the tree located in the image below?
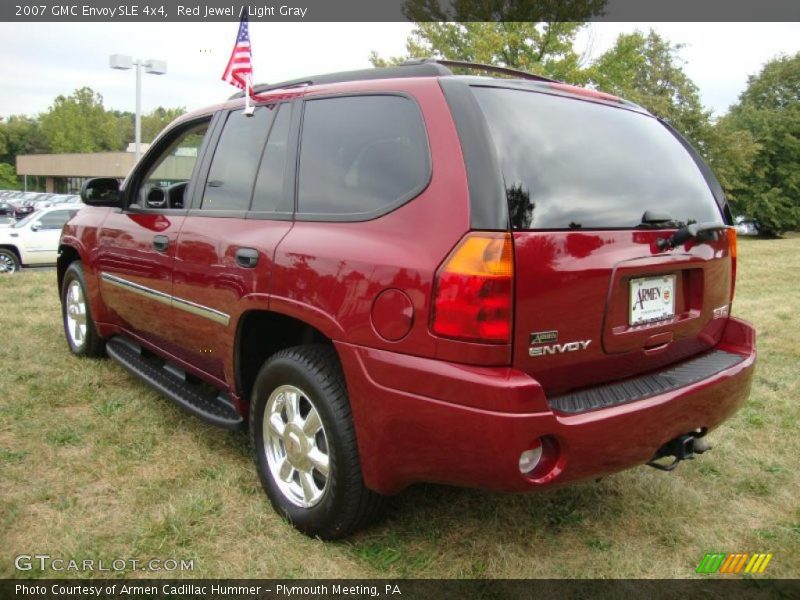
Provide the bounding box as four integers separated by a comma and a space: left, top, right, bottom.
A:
587, 30, 712, 152
725, 55, 800, 234
722, 53, 800, 235
370, 0, 606, 81
141, 107, 186, 142
586, 30, 771, 229
0, 115, 46, 190
0, 116, 47, 164
109, 109, 135, 149
38, 87, 124, 153
702, 121, 759, 208
0, 162, 20, 189
107, 106, 185, 149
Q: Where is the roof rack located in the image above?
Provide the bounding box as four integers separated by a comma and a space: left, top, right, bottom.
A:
229, 62, 451, 99
402, 58, 558, 83
228, 58, 555, 100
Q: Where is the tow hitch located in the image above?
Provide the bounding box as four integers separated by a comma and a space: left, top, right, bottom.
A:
647, 433, 711, 472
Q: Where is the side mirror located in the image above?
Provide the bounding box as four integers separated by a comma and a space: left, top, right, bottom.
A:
31, 222, 41, 231
81, 178, 121, 207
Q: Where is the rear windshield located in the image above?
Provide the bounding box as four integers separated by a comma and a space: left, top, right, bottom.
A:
472, 86, 723, 230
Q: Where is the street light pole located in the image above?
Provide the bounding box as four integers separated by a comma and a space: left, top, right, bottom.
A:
109, 54, 167, 163
135, 60, 142, 161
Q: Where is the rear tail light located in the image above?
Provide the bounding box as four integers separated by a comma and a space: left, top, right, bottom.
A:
431, 232, 513, 344
727, 227, 737, 301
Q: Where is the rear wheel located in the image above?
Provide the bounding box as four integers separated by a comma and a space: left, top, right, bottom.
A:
250, 345, 383, 539
61, 262, 105, 357
0, 248, 19, 274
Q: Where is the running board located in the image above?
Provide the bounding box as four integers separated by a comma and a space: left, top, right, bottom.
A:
106, 336, 244, 430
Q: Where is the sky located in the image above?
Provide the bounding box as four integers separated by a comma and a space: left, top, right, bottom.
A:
0, 22, 798, 120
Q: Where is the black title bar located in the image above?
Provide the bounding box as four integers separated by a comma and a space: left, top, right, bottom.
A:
2, 579, 799, 600
2, 0, 800, 22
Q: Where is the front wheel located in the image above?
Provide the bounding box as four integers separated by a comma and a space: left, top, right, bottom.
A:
250, 345, 384, 539
0, 248, 20, 274
61, 262, 105, 357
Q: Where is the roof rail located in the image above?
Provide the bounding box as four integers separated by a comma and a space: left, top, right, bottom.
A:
229, 62, 452, 99
401, 58, 558, 83
228, 58, 557, 100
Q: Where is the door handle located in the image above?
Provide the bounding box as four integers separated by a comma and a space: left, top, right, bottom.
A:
235, 248, 259, 268
152, 235, 169, 253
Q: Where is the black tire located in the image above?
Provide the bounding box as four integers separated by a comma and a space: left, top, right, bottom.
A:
61, 262, 105, 357
0, 248, 20, 274
250, 345, 384, 539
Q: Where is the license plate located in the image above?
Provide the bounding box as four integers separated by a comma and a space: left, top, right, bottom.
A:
629, 275, 676, 325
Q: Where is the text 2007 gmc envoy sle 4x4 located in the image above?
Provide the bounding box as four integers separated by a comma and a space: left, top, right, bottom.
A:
58, 60, 756, 539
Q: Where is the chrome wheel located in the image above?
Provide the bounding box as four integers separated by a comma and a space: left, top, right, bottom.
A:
263, 384, 330, 508
65, 279, 87, 349
0, 252, 16, 273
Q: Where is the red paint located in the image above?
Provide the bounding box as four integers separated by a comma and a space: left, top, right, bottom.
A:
512, 230, 734, 395
337, 317, 755, 494
371, 289, 414, 341
94, 210, 185, 350
171, 216, 292, 382
59, 74, 754, 496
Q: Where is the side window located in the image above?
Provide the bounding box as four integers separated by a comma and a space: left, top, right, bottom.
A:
38, 210, 73, 229
297, 95, 429, 218
201, 108, 273, 211
136, 121, 210, 209
251, 105, 292, 213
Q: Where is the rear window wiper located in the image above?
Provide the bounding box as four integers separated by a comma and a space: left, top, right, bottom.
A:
637, 211, 727, 250
657, 222, 728, 251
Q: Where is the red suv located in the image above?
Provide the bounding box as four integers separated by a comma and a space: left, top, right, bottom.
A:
59, 60, 756, 539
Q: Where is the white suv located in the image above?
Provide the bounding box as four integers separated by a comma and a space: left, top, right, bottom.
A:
0, 205, 82, 273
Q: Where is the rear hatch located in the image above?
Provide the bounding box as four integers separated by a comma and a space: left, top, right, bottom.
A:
472, 85, 734, 396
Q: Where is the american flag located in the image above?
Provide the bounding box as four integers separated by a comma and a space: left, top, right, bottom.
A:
221, 14, 252, 91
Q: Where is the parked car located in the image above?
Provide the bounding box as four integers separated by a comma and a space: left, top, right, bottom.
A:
51, 194, 83, 207
0, 205, 82, 273
33, 194, 59, 210
11, 199, 35, 219
58, 60, 756, 539
0, 201, 13, 217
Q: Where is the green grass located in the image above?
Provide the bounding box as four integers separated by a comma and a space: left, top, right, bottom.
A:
0, 235, 798, 579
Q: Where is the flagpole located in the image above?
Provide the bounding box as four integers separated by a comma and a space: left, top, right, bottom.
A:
244, 74, 255, 116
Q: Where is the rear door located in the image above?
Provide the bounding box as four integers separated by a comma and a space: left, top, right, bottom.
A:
471, 86, 734, 396
169, 103, 297, 382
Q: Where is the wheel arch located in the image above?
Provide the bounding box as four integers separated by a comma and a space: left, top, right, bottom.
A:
0, 244, 22, 266
57, 243, 82, 295
234, 309, 339, 409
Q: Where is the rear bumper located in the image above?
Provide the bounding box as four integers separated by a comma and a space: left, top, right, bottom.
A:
337, 317, 756, 495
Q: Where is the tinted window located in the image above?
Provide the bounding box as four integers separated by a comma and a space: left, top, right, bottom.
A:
298, 96, 429, 218
38, 210, 76, 229
251, 104, 292, 213
472, 87, 723, 229
202, 108, 273, 211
